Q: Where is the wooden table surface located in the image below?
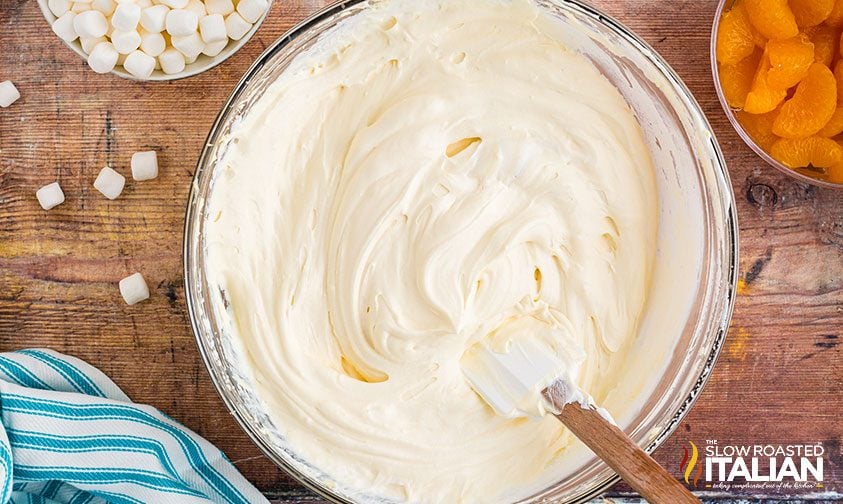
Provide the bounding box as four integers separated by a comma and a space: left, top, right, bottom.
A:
1, 0, 841, 502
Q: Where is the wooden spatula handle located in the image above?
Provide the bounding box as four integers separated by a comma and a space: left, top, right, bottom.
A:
551, 400, 699, 503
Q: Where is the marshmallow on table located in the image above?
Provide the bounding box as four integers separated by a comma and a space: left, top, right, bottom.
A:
93, 166, 125, 199
236, 0, 267, 24
171, 32, 204, 59
166, 9, 198, 36
48, 0, 71, 17
52, 12, 78, 42
131, 151, 158, 180
139, 5, 169, 33
139, 30, 166, 56
224, 12, 250, 41
199, 14, 225, 43
203, 0, 233, 15
123, 50, 156, 79
80, 35, 106, 53
111, 2, 141, 31
73, 10, 108, 38
201, 38, 227, 57
87, 41, 119, 73
0, 81, 21, 108
91, 0, 115, 15
36, 182, 65, 210
119, 273, 149, 305
111, 29, 141, 53
158, 47, 185, 74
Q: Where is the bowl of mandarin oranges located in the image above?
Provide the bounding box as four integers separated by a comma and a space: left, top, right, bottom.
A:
713, 0, 843, 188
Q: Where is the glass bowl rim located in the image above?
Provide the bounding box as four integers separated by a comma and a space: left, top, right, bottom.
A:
710, 0, 843, 190
183, 0, 740, 501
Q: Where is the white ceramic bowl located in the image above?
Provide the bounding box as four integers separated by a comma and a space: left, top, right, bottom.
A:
37, 0, 273, 81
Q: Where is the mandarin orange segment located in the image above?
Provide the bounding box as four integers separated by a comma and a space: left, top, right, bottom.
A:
744, 52, 788, 113
789, 0, 834, 28
717, 3, 761, 64
772, 63, 837, 137
769, 136, 843, 167
805, 25, 839, 67
720, 49, 763, 108
745, 0, 799, 40
737, 108, 780, 150
818, 107, 843, 136
827, 162, 843, 182
827, 0, 843, 27
766, 34, 815, 89
835, 60, 843, 103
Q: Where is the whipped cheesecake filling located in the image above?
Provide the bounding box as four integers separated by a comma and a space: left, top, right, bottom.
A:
205, 0, 661, 501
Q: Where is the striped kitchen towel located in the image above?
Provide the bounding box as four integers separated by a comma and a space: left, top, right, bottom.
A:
0, 349, 269, 504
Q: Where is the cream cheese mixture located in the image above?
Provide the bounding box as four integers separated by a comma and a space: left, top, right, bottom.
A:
205, 0, 660, 501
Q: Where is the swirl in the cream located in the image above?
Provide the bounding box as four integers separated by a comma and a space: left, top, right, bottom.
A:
205, 0, 658, 501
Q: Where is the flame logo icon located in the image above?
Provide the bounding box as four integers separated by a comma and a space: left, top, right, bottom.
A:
679, 441, 702, 487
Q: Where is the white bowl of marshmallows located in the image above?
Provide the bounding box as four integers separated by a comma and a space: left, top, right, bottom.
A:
38, 0, 271, 80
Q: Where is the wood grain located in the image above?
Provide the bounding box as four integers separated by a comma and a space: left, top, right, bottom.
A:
0, 0, 840, 502
546, 391, 699, 503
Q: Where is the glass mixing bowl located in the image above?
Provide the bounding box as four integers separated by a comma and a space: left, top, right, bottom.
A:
184, 0, 739, 502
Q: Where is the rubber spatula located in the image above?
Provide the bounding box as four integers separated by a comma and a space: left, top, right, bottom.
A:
461, 334, 699, 503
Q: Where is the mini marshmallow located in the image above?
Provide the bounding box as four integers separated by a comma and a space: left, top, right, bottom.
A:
0, 81, 21, 108
201, 38, 227, 57
111, 29, 141, 53
91, 0, 115, 15
48, 0, 71, 17
165, 9, 198, 36
52, 12, 78, 42
93, 166, 125, 199
111, 2, 141, 31
171, 32, 204, 59
80, 35, 106, 53
136, 0, 152, 7
123, 50, 156, 78
158, 47, 185, 74
70, 3, 91, 13
119, 272, 149, 305
203, 0, 233, 15
87, 41, 119, 73
36, 182, 65, 210
139, 30, 166, 56
158, 0, 188, 8
235, 0, 266, 24
139, 4, 169, 32
131, 150, 158, 180
198, 13, 225, 43
224, 12, 250, 41
73, 9, 108, 38
185, 0, 205, 17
